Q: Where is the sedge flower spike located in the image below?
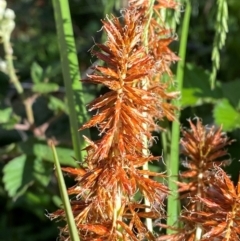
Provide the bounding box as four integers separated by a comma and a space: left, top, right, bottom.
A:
51, 2, 179, 241
158, 119, 235, 241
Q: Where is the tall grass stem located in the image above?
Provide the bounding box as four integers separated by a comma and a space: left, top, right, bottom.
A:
52, 0, 90, 163
51, 143, 80, 241
167, 0, 191, 233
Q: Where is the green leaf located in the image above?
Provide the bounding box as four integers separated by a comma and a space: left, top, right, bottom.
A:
2, 155, 53, 199
3, 155, 34, 199
31, 62, 43, 84
0, 107, 12, 123
213, 98, 240, 131
33, 157, 52, 187
221, 80, 240, 108
44, 64, 61, 79
32, 82, 59, 94
182, 63, 222, 107
19, 138, 78, 167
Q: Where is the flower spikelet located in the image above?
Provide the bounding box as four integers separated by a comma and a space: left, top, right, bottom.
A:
51, 5, 179, 240
181, 167, 240, 241
178, 118, 233, 198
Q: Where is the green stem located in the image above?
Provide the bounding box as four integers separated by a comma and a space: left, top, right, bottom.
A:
167, 0, 191, 233
51, 143, 80, 241
52, 0, 90, 163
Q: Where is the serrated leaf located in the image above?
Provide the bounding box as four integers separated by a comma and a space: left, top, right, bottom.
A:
32, 82, 59, 94
3, 154, 53, 199
213, 99, 240, 131
19, 138, 78, 167
3, 155, 34, 198
31, 62, 43, 84
182, 63, 222, 107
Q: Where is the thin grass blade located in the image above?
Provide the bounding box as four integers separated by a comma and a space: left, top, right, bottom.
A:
51, 143, 80, 241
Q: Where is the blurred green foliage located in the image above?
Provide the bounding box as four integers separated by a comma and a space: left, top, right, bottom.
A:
0, 0, 240, 240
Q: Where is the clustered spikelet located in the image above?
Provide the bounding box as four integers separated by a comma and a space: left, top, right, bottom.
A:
178, 119, 233, 200
158, 119, 238, 241
181, 167, 240, 241
50, 1, 179, 241
129, 0, 180, 81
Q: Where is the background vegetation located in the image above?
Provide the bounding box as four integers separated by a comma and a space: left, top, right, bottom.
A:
0, 0, 239, 240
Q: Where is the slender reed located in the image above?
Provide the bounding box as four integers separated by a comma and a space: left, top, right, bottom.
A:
167, 0, 191, 232
52, 0, 90, 163
51, 143, 80, 241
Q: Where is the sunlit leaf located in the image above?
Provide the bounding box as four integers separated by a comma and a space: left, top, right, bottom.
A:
3, 155, 33, 198
2, 155, 52, 199
32, 82, 59, 94
0, 107, 12, 123
213, 98, 240, 131
19, 139, 77, 167
182, 63, 222, 107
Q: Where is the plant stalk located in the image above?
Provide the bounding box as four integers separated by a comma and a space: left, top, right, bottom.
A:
51, 143, 80, 241
52, 0, 90, 163
167, 0, 191, 233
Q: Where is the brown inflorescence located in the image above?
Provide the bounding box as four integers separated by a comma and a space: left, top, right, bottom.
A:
158, 119, 237, 241
50, 1, 179, 240
178, 119, 233, 201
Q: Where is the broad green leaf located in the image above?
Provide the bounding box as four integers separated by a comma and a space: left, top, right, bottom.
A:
2, 155, 53, 199
19, 139, 78, 167
31, 62, 43, 84
182, 63, 222, 107
213, 98, 240, 131
3, 155, 34, 198
0, 107, 12, 123
32, 82, 59, 94
221, 80, 240, 108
